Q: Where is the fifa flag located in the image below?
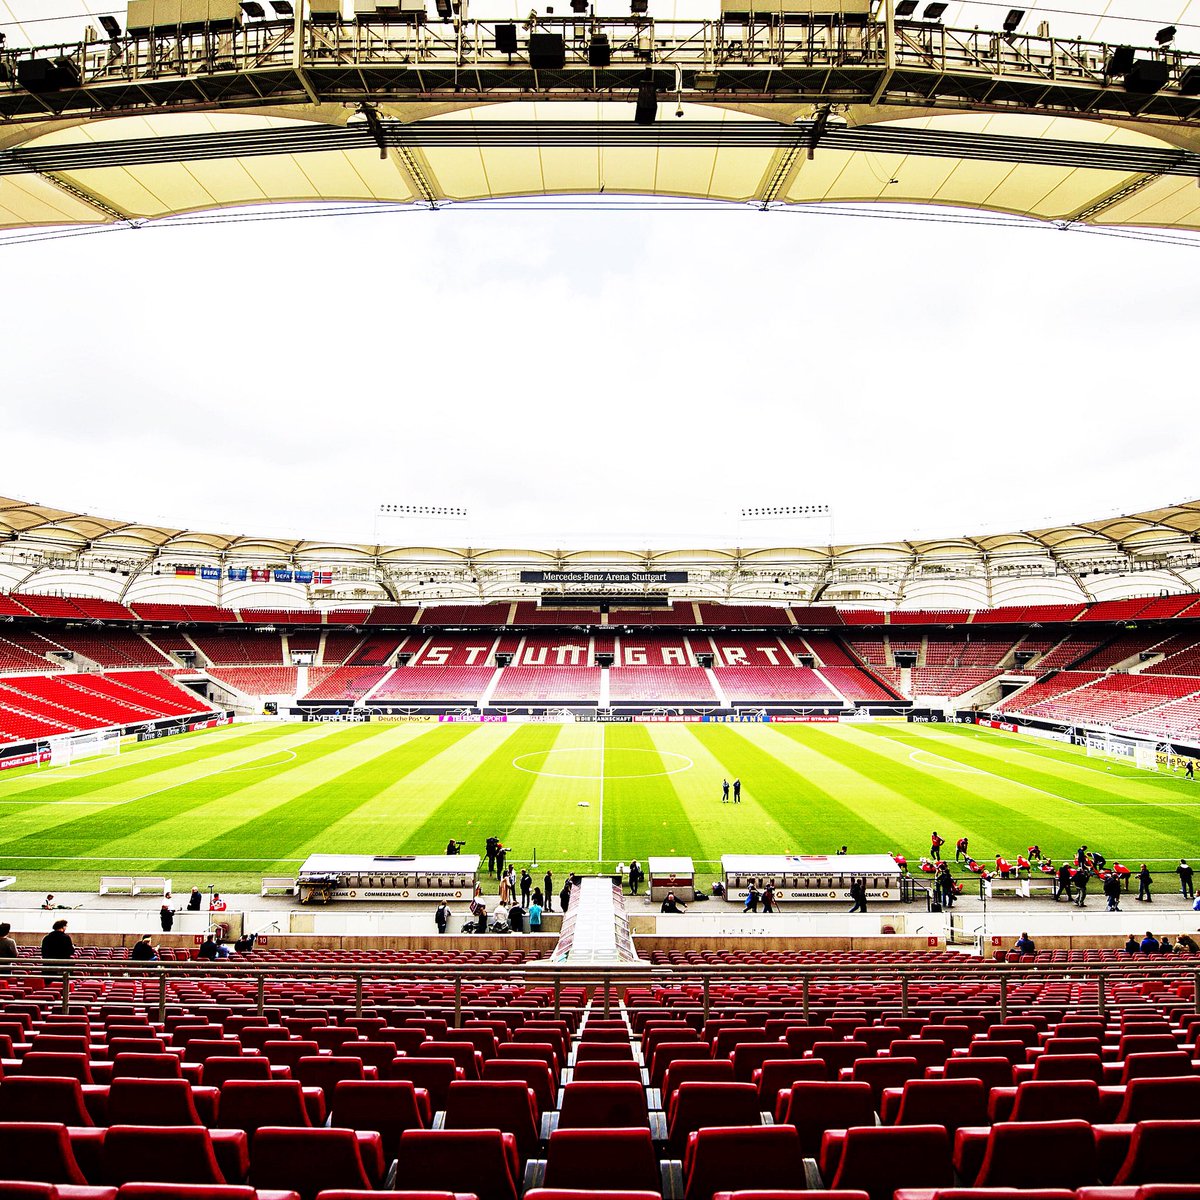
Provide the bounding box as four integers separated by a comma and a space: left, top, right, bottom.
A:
174, 566, 196, 577
250, 568, 269, 582
314, 570, 333, 584
227, 568, 248, 582
294, 570, 313, 584
200, 567, 221, 581
273, 570, 293, 583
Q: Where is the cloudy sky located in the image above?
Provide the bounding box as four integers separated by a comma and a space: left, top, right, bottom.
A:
2, 0, 1199, 550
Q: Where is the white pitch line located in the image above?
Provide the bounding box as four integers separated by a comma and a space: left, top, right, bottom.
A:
597, 724, 606, 862
906, 741, 1087, 808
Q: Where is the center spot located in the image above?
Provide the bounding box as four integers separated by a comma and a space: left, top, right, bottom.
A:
512, 746, 694, 781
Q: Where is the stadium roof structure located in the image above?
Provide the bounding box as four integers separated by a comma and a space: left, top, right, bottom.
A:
4, 492, 1200, 610
1, 1, 1199, 234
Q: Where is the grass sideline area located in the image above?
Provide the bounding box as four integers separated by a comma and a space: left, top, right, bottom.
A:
0, 719, 1197, 894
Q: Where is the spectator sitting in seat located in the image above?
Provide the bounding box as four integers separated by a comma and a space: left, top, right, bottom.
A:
1140, 931, 1160, 954
1013, 931, 1036, 956
1124, 934, 1140, 954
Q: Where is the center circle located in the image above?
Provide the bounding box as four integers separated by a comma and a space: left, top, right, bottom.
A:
512, 746, 694, 781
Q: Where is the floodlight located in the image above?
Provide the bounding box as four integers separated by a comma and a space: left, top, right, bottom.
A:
894, 0, 917, 14
1002, 8, 1023, 33
270, 1, 294, 14
1180, 64, 1200, 95
1106, 45, 1135, 75
435, 0, 453, 18
240, 1, 266, 15
99, 14, 122, 38
630, 0, 648, 13
1155, 25, 1176, 46
922, 3, 946, 19
1124, 58, 1170, 93
635, 75, 657, 123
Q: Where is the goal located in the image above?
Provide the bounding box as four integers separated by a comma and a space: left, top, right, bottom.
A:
46, 727, 123, 767
1085, 733, 1161, 772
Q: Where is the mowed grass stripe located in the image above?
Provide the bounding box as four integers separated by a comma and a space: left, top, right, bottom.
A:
401, 724, 560, 854
601, 724, 706, 865
504, 723, 607, 866
0, 723, 369, 869
166, 723, 480, 869
0, 723, 300, 804
685, 723, 888, 852
0, 724, 328, 851
807, 723, 1089, 854
860, 723, 1196, 854
633, 723, 792, 863
306, 723, 497, 855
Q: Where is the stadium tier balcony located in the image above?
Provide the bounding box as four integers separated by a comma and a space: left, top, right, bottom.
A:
909, 667, 1004, 697
369, 666, 496, 703
301, 666, 391, 702
0, 632, 58, 674
188, 632, 286, 666
43, 628, 173, 669
418, 604, 511, 626
996, 670, 1105, 714
608, 666, 717, 703
713, 666, 838, 703
490, 667, 602, 703
608, 605, 697, 626
697, 603, 792, 627
1073, 632, 1168, 672
820, 665, 904, 702
346, 634, 409, 666
240, 609, 321, 624
512, 602, 602, 625
207, 668, 302, 697
890, 609, 971, 625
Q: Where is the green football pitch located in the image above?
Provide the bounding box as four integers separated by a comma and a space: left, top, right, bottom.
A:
0, 720, 1198, 892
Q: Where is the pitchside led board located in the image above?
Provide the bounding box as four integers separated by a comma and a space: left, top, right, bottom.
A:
296, 853, 480, 905
722, 854, 904, 904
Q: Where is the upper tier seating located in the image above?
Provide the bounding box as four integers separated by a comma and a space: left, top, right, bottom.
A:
512, 603, 602, 626
489, 668, 602, 704
714, 667, 838, 704
301, 667, 390, 703
369, 667, 495, 703
207, 669, 300, 697
417, 605, 511, 627
188, 633, 285, 666
608, 667, 717, 703
697, 605, 792, 627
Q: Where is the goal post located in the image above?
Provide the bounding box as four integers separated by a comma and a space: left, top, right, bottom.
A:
48, 727, 123, 767
1085, 732, 1162, 772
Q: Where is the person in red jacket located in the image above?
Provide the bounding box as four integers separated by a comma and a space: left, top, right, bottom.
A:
930, 832, 945, 861
995, 855, 1013, 878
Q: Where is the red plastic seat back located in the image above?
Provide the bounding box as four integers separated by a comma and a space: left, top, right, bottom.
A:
558, 1081, 648, 1130
102, 1126, 225, 1187
443, 1080, 540, 1162
481, 1058, 556, 1113
975, 1119, 1099, 1190
385, 1058, 461, 1111
543, 1128, 660, 1193
250, 1127, 370, 1200
201, 1058, 273, 1088
780, 1081, 875, 1158
894, 1078, 988, 1135
1010, 1080, 1100, 1124
0, 1122, 89, 1185
219, 1081, 311, 1136
398, 1129, 520, 1200
0, 1077, 93, 1126
330, 1079, 426, 1161
107, 1079, 203, 1128
683, 1125, 805, 1200
830, 1124, 952, 1200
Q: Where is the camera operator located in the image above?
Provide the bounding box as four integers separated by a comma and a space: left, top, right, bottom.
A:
446, 838, 466, 856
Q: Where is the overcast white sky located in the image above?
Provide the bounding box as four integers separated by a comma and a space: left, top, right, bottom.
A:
2, 0, 1199, 551
2, 199, 1197, 550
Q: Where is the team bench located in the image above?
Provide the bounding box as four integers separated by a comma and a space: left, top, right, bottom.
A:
99, 876, 172, 897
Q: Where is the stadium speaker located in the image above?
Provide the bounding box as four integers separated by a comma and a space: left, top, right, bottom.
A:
1106, 45, 1135, 75
17, 56, 82, 92
1181, 65, 1200, 95
1124, 58, 1170, 93
588, 33, 611, 67
635, 77, 658, 124
529, 32, 566, 69
495, 22, 518, 52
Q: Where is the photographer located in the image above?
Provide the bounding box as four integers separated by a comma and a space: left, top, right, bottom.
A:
446, 839, 465, 856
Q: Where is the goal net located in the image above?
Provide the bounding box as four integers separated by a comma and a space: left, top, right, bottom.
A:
1085, 733, 1160, 772
48, 727, 122, 767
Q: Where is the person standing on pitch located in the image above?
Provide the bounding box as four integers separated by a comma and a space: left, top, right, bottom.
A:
1137, 863, 1153, 902
930, 831, 944, 861
486, 836, 498, 876
434, 901, 451, 934
520, 869, 532, 908
733, 778, 741, 803
955, 836, 969, 863
721, 778, 730, 804
1177, 860, 1195, 899
848, 879, 868, 913
543, 870, 554, 911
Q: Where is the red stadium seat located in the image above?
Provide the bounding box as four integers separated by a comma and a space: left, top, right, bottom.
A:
542, 1128, 660, 1193
682, 1127, 806, 1200
398, 1130, 520, 1200
249, 1129, 375, 1200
